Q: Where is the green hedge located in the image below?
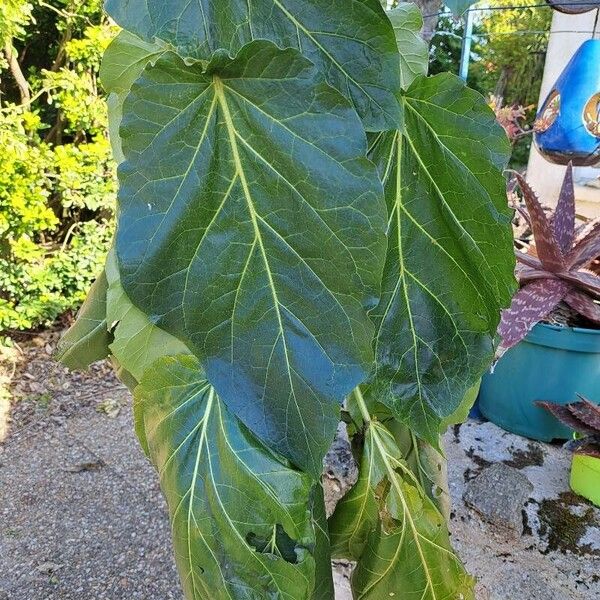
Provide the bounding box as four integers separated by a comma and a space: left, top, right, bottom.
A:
0, 1, 115, 334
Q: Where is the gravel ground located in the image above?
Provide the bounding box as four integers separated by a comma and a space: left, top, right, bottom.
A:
447, 421, 600, 600
1, 334, 599, 599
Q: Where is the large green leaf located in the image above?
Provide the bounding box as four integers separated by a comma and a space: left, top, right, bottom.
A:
135, 354, 327, 600
116, 41, 387, 475
55, 271, 111, 370
367, 73, 515, 445
104, 0, 401, 131
105, 249, 190, 382
329, 390, 474, 600
100, 31, 166, 163
388, 4, 428, 89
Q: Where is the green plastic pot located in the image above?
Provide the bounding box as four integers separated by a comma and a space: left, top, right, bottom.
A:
571, 454, 600, 508
478, 323, 600, 441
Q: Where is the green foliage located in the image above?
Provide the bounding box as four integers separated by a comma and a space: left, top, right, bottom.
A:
0, 1, 116, 334
55, 269, 111, 369
136, 355, 327, 599
0, 0, 32, 47
105, 248, 189, 383
116, 41, 387, 475
477, 0, 551, 107
0, 220, 112, 331
388, 3, 429, 89
367, 73, 514, 444
53, 137, 115, 212
330, 391, 475, 599
105, 0, 402, 131
59, 1, 517, 598
0, 108, 57, 244
429, 3, 549, 167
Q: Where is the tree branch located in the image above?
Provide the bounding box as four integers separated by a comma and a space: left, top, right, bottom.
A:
3, 42, 30, 105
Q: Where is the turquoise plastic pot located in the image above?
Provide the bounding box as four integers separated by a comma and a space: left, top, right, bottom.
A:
478, 323, 600, 441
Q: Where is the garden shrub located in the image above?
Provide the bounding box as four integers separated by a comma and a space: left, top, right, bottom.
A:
0, 1, 116, 336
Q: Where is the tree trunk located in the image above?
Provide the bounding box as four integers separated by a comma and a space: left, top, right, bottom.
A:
413, 0, 443, 43
494, 67, 513, 105
4, 42, 30, 105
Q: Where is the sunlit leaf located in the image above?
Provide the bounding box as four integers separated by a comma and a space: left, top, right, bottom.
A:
104, 249, 190, 382
135, 354, 325, 600
100, 30, 166, 162
330, 392, 474, 600
329, 425, 384, 560
55, 271, 111, 370
388, 3, 428, 89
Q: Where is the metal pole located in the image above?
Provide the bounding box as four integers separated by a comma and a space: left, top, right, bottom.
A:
459, 9, 475, 82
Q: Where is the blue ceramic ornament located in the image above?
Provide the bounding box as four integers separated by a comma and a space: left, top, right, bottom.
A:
534, 39, 600, 167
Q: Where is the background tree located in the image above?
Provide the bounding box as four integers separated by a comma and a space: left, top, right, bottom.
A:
0, 0, 114, 337
478, 0, 550, 106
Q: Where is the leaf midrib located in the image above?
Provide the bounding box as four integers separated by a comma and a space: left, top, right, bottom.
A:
354, 390, 437, 600
213, 76, 315, 470
187, 386, 218, 599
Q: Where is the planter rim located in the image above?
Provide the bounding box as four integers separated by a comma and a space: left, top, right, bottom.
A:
525, 322, 600, 353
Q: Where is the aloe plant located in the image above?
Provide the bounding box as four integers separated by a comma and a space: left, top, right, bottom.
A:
498, 165, 600, 356
56, 1, 517, 598
538, 397, 600, 458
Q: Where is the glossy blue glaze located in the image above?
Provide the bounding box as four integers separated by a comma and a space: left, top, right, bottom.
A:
534, 40, 600, 166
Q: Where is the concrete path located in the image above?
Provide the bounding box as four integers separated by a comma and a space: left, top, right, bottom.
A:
0, 394, 180, 599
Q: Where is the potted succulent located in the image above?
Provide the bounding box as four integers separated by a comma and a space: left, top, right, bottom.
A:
539, 397, 600, 507
478, 165, 600, 440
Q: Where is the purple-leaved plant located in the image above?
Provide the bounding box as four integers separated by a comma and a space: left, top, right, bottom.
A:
537, 397, 600, 458
498, 164, 600, 356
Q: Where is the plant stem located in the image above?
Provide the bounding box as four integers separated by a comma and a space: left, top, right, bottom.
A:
352, 386, 371, 424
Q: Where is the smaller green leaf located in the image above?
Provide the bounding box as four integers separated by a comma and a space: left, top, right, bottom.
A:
367, 73, 515, 446
105, 249, 190, 382
330, 390, 474, 600
135, 355, 321, 600
100, 31, 166, 96
101, 30, 166, 163
329, 427, 384, 559
388, 4, 428, 89
440, 382, 480, 429
55, 271, 111, 370
444, 0, 477, 16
